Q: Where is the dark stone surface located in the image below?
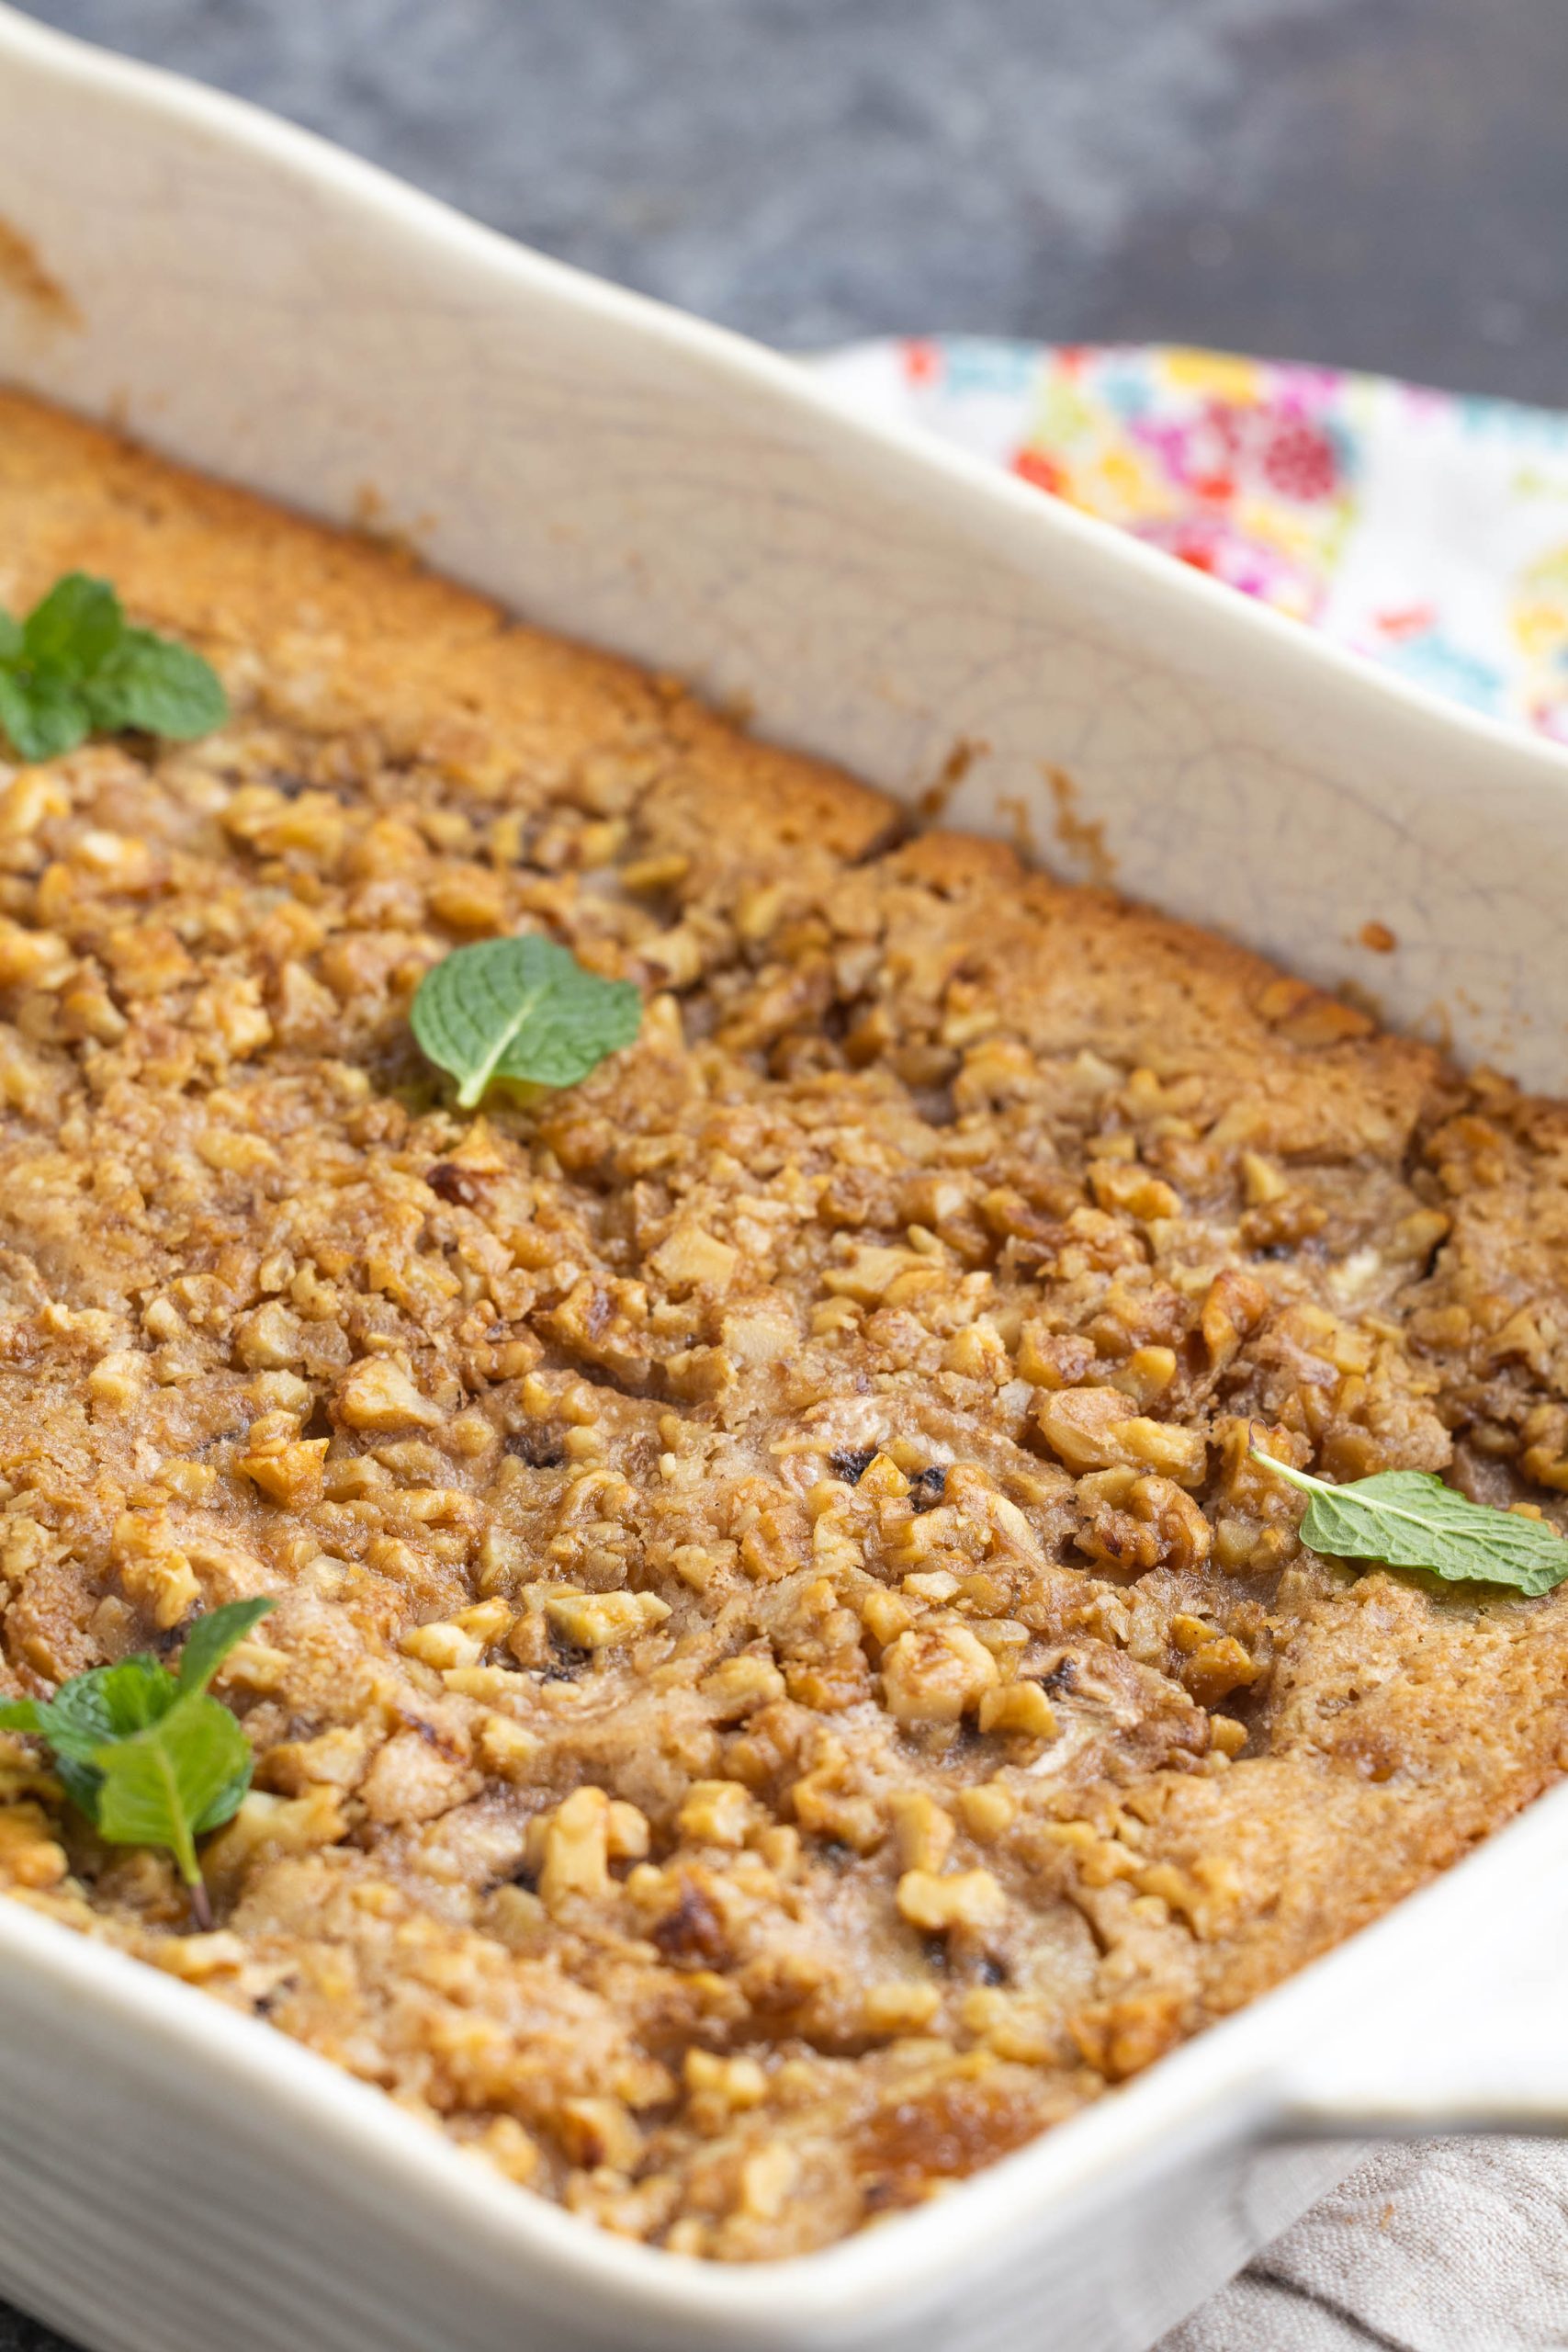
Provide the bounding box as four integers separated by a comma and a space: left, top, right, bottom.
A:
1, 2, 1564, 2346
20, 0, 1568, 402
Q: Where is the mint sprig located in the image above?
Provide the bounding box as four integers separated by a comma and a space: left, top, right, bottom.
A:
412, 934, 641, 1109
1251, 1451, 1568, 1596
0, 1596, 274, 1922
0, 572, 228, 763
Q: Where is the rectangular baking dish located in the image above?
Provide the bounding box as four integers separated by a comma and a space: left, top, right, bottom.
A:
3, 10, 1568, 2351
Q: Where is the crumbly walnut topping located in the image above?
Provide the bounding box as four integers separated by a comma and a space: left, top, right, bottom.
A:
0, 390, 1567, 2258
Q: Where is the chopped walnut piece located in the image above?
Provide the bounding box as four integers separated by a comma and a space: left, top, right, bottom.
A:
880, 1624, 999, 1726
896, 1868, 1007, 1933
539, 1787, 613, 1908
337, 1360, 445, 1431
544, 1589, 671, 1649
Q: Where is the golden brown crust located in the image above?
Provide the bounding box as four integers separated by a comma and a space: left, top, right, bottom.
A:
0, 389, 1562, 2257
0, 390, 894, 877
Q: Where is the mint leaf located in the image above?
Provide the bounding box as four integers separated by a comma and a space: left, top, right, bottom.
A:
0, 1692, 109, 1822
22, 572, 122, 672
0, 1595, 273, 1904
412, 934, 642, 1109
0, 572, 227, 764
0, 668, 90, 763
88, 630, 229, 741
176, 1595, 275, 1697
187, 1738, 259, 1838
1251, 1452, 1568, 1595
0, 1659, 173, 1813
0, 1655, 176, 1751
93, 1692, 252, 1890
91, 1654, 183, 1734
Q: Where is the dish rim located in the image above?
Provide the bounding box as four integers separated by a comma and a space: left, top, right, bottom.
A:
3, 1751, 1564, 2327
3, 2, 1568, 2333
0, 1779, 1545, 2327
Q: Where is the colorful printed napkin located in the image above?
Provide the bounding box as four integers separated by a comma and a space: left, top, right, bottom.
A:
814, 338, 1568, 741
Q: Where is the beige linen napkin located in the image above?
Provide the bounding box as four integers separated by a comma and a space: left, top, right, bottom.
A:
1159, 2140, 1568, 2351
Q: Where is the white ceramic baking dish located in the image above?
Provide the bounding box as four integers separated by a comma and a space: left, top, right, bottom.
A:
2, 10, 1568, 2351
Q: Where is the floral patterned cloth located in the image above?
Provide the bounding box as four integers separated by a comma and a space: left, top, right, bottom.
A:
814, 339, 1568, 741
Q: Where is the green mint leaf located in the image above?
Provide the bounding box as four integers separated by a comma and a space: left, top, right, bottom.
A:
189, 1747, 258, 1838
0, 572, 228, 763
0, 1597, 271, 1894
87, 629, 229, 741
0, 1657, 169, 1818
0, 669, 91, 763
93, 1656, 179, 1731
412, 934, 642, 1109
21, 572, 123, 673
91, 1690, 254, 1889
63, 1661, 178, 1816
0, 1656, 179, 1821
60, 1655, 176, 1744
1251, 1451, 1568, 1595
0, 1695, 99, 1815
176, 1595, 275, 1698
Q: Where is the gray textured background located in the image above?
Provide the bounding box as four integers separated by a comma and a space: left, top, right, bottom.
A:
19, 0, 1568, 402
4, 2, 1568, 2347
